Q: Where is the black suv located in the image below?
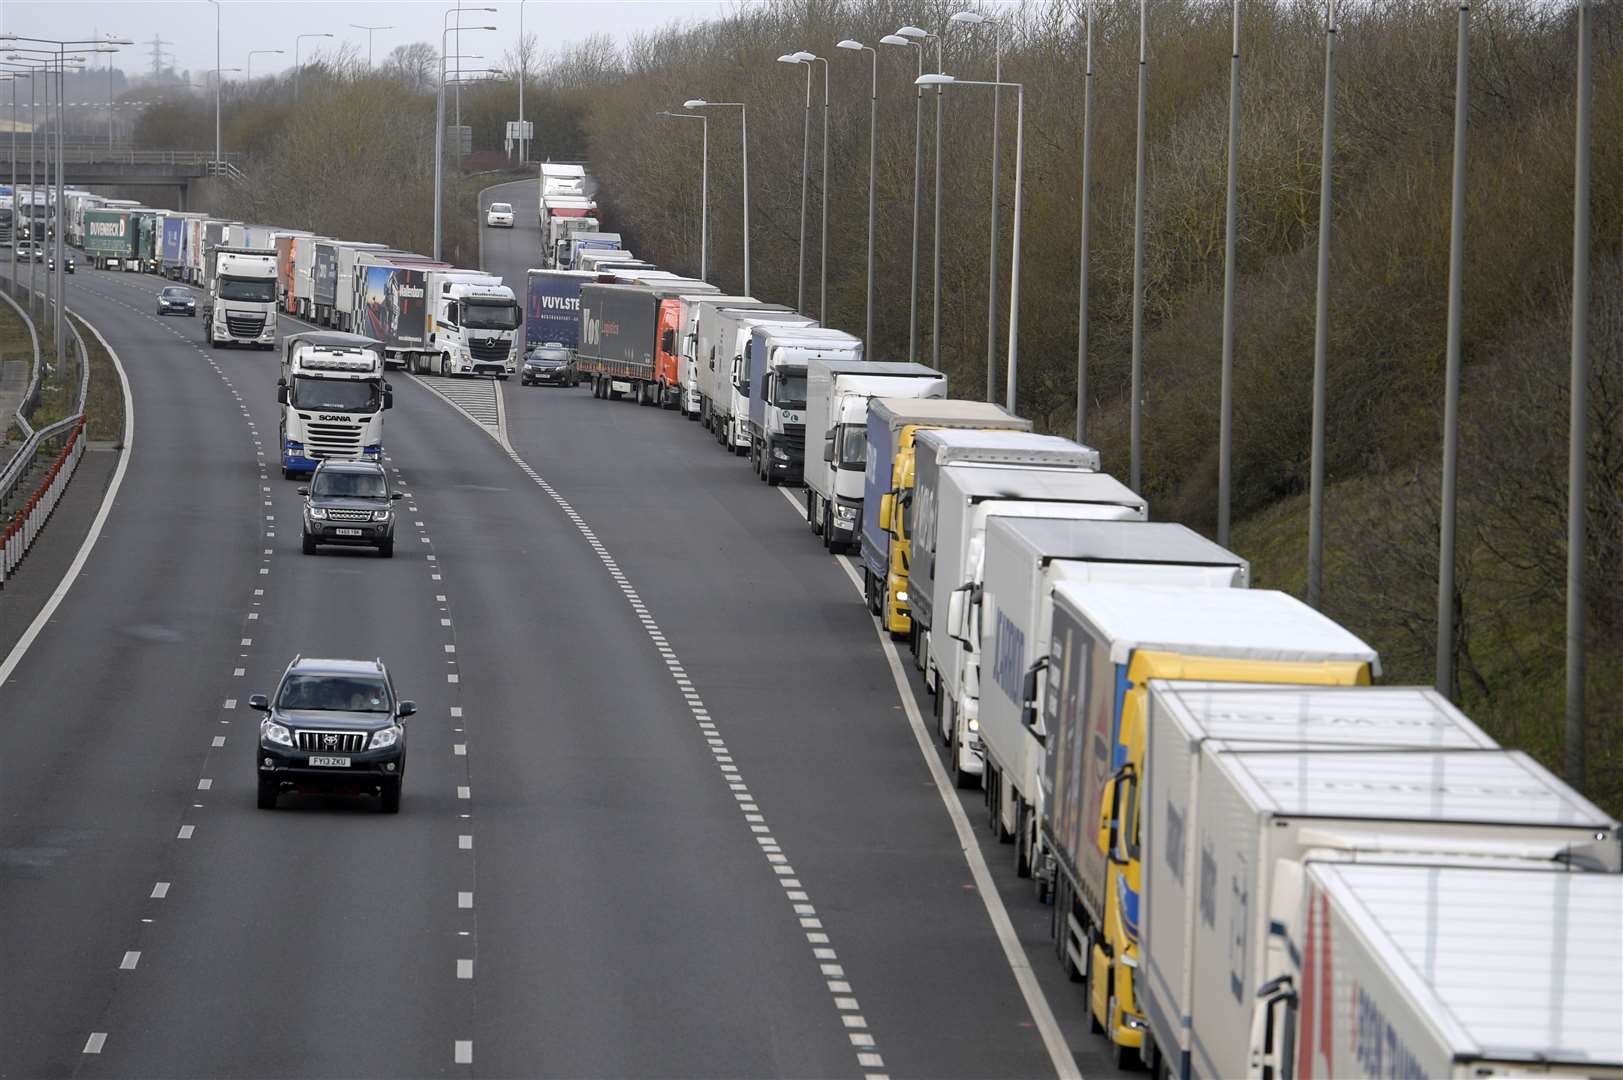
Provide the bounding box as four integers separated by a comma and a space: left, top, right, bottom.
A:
251, 656, 414, 812
299, 459, 401, 557
520, 344, 578, 387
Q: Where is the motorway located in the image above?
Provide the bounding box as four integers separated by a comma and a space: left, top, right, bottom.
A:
0, 182, 1125, 1079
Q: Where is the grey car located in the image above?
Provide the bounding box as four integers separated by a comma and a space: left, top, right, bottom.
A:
521, 344, 578, 387
157, 286, 196, 316
299, 459, 401, 557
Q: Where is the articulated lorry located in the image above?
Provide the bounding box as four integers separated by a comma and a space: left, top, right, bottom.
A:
82, 208, 140, 270
133, 210, 160, 273
555, 231, 621, 271
804, 360, 945, 552
921, 463, 1146, 786
1040, 584, 1381, 1067
202, 247, 280, 349
312, 241, 386, 327
276, 331, 392, 478
577, 280, 717, 404
859, 399, 1029, 637
911, 429, 1104, 688
526, 269, 596, 352
967, 518, 1249, 880
538, 162, 587, 224
291, 235, 330, 319
420, 271, 523, 377
1255, 862, 1621, 1080
1140, 715, 1620, 1077
745, 326, 862, 486
702, 307, 814, 454
674, 295, 757, 418
542, 202, 597, 267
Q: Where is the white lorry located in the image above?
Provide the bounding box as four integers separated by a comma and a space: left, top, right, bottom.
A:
538, 162, 587, 224
202, 247, 279, 349
921, 457, 1145, 786
965, 518, 1250, 876
420, 271, 523, 377
1137, 681, 1507, 1080
276, 331, 392, 478
675, 294, 756, 419
696, 306, 813, 455
1261, 861, 1621, 1080
745, 326, 863, 487
1146, 739, 1620, 1080
910, 429, 1102, 687
804, 359, 946, 552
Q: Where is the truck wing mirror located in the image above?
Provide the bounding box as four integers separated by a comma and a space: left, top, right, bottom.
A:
383, 389, 394, 410
277, 386, 289, 405
878, 493, 895, 532
1102, 764, 1137, 866
823, 436, 835, 464
1021, 656, 1050, 738
945, 584, 978, 646
1249, 975, 1298, 1080
661, 328, 675, 354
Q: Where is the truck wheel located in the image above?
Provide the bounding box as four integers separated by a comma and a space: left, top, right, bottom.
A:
952, 724, 979, 791
1085, 939, 1106, 1030
1016, 802, 1034, 878
1108, 992, 1140, 1070
936, 690, 951, 747
257, 777, 278, 810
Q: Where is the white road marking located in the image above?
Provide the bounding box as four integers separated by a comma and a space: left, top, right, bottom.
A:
457, 959, 473, 979
176, 825, 194, 840
150, 882, 170, 899
197, 779, 212, 791
453, 744, 466, 755
212, 736, 226, 747
457, 786, 470, 799
83, 1033, 107, 1055
119, 951, 140, 970
458, 892, 473, 909
454, 1040, 473, 1064
459, 835, 473, 850
775, 488, 1079, 1080
223, 699, 236, 709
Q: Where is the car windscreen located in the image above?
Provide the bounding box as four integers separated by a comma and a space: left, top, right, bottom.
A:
528, 351, 568, 363
462, 301, 519, 330
290, 376, 380, 412
276, 674, 392, 713
772, 372, 808, 410
219, 276, 275, 302
311, 470, 388, 499
490, 203, 512, 213
162, 289, 191, 299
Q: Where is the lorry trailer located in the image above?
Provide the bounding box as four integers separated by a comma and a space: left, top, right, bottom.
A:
577, 281, 717, 404
804, 360, 946, 552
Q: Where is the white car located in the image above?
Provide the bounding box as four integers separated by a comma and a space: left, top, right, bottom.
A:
485, 202, 515, 228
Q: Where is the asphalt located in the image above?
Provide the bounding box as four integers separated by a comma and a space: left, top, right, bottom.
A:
0, 191, 1125, 1079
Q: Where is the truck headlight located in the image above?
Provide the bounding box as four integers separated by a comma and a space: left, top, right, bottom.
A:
772, 446, 790, 461
834, 505, 858, 524
896, 590, 909, 603
368, 725, 402, 750
261, 720, 294, 747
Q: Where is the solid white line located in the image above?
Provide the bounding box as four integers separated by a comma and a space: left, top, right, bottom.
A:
775, 484, 1081, 1080
0, 312, 134, 691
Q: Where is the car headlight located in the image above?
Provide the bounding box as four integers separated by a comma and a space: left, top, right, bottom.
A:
261, 720, 294, 747
372, 509, 392, 521
772, 446, 790, 461
308, 506, 327, 519
369, 725, 401, 750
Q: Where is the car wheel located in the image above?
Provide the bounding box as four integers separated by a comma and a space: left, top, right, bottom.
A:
379, 781, 401, 814
302, 534, 317, 555
378, 538, 394, 558
257, 777, 279, 810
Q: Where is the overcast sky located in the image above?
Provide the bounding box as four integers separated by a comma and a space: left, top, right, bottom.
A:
0, 1, 734, 79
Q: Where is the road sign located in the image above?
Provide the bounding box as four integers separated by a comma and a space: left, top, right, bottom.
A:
505, 120, 533, 140
448, 125, 472, 156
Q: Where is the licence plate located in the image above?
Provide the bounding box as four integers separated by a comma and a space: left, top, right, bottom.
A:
335, 528, 363, 537
308, 755, 351, 768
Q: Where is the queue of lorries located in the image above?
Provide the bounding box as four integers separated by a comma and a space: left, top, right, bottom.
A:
534, 229, 1623, 1079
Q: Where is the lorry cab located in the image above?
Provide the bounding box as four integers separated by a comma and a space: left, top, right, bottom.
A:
204, 247, 279, 349
429, 275, 522, 378
277, 332, 391, 479
746, 326, 862, 487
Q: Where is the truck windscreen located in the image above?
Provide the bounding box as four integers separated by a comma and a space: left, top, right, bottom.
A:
463, 301, 519, 330
838, 425, 867, 469
772, 373, 808, 410
220, 276, 275, 302
291, 376, 380, 412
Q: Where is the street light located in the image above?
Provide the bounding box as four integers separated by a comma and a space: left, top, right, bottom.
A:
516, 0, 528, 162
208, 1, 221, 167
293, 32, 334, 105
685, 100, 749, 294
949, 10, 1003, 402
776, 50, 825, 318
657, 111, 708, 281
350, 24, 393, 68
900, 26, 943, 370
208, 66, 240, 171
919, 73, 1024, 414
836, 38, 877, 351
433, 9, 498, 261
882, 31, 933, 363
246, 49, 284, 83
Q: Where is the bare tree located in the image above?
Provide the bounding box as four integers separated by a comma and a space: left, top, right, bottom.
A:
382, 42, 439, 95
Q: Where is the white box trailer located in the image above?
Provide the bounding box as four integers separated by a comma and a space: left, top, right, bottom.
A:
1175, 745, 1620, 1080
1272, 862, 1623, 1080
676, 294, 756, 418
292, 235, 330, 320
928, 466, 1146, 785
804, 359, 945, 553
695, 306, 812, 454
1139, 682, 1500, 1080
970, 519, 1249, 878
911, 429, 1102, 681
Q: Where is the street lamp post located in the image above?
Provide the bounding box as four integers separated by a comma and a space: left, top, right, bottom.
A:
433, 8, 497, 262
656, 111, 708, 281
246, 49, 284, 83
293, 32, 334, 105
900, 26, 943, 369
210, 1, 220, 167
836, 39, 877, 352
949, 10, 1003, 402
209, 67, 241, 169
1129, 0, 1149, 493
350, 24, 393, 68
881, 33, 925, 362
516, 0, 527, 162
1077, 0, 1096, 444
684, 100, 749, 295
3, 75, 16, 298
919, 74, 1024, 413
777, 52, 813, 315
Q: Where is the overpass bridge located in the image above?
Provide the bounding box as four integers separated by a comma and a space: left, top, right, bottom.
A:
4, 147, 245, 205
